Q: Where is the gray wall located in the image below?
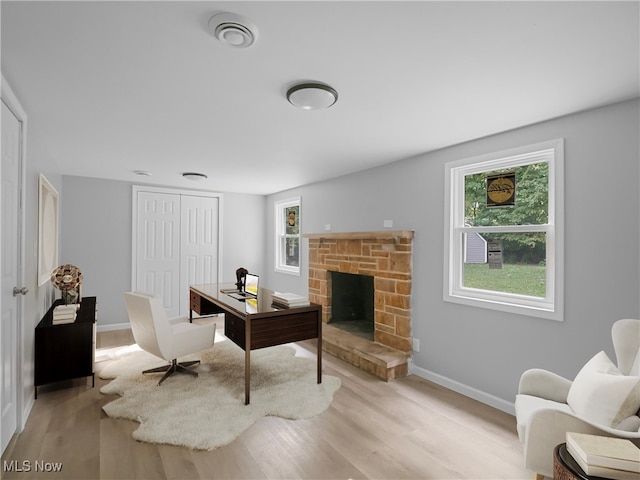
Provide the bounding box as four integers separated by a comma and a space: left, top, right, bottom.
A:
12, 96, 639, 416
221, 191, 267, 279
60, 177, 132, 328
265, 99, 640, 411
60, 177, 265, 328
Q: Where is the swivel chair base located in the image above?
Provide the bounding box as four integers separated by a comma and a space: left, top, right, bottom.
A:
143, 359, 200, 385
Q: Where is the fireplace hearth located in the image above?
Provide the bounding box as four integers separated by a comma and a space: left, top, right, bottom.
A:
304, 230, 414, 380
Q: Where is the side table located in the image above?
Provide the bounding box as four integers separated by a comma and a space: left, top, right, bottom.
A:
34, 297, 97, 398
554, 443, 608, 480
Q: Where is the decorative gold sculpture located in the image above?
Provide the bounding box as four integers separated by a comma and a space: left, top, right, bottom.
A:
51, 264, 83, 304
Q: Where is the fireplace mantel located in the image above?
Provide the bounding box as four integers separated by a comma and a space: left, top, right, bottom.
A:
304, 230, 414, 241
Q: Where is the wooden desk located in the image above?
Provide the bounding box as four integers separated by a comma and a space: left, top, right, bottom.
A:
189, 284, 322, 405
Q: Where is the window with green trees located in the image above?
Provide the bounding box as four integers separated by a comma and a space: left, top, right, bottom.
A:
274, 197, 301, 275
444, 139, 564, 320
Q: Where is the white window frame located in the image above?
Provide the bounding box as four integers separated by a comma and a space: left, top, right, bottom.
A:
444, 139, 564, 321
274, 196, 301, 276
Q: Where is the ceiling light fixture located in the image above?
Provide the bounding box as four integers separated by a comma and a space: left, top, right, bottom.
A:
133, 170, 153, 176
182, 172, 208, 181
286, 82, 338, 110
209, 12, 258, 48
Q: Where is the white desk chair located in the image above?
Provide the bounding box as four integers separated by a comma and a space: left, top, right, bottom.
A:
124, 291, 216, 385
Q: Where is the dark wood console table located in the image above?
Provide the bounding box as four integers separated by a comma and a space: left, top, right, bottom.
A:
35, 297, 97, 398
189, 284, 322, 405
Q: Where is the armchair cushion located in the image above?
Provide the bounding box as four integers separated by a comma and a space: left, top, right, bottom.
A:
567, 351, 640, 429
515, 394, 573, 442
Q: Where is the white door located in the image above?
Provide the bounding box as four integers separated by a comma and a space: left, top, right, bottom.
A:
135, 191, 181, 317
133, 189, 221, 318
180, 195, 219, 315
1, 100, 22, 453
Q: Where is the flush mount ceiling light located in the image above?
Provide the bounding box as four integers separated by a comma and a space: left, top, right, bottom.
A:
133, 170, 153, 176
182, 172, 208, 181
286, 82, 338, 110
209, 12, 258, 48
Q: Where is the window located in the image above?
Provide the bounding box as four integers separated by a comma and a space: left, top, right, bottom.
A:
444, 139, 564, 320
274, 197, 301, 275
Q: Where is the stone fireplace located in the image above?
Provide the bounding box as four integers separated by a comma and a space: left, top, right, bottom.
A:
304, 230, 414, 380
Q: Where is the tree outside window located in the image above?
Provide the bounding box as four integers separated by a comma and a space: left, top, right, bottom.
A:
284, 205, 300, 267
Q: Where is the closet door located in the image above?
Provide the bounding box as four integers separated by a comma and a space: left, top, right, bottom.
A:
180, 195, 219, 316
133, 188, 221, 319
135, 191, 181, 317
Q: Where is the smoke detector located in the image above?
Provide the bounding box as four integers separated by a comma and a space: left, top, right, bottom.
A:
209, 12, 258, 48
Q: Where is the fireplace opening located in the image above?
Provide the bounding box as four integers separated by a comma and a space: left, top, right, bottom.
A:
329, 271, 374, 340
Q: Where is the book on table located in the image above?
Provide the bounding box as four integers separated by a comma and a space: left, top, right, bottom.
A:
271, 292, 310, 308
52, 313, 76, 324
566, 432, 640, 479
53, 304, 78, 313
53, 318, 75, 325
52, 304, 78, 324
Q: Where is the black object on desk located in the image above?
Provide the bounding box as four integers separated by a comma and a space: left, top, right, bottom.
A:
34, 297, 97, 398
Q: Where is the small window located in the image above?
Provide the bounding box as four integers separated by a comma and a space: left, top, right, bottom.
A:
444, 139, 564, 320
274, 197, 301, 275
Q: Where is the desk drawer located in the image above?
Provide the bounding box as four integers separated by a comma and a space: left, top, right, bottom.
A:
251, 311, 319, 349
190, 291, 220, 315
223, 308, 320, 351
225, 313, 245, 349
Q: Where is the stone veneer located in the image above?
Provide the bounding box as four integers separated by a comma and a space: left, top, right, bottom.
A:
304, 231, 414, 380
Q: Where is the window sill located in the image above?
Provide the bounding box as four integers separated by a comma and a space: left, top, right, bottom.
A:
275, 266, 301, 276
444, 291, 562, 322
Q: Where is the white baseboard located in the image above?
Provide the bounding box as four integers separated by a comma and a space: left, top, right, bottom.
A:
97, 322, 131, 333
409, 361, 516, 416
20, 393, 35, 432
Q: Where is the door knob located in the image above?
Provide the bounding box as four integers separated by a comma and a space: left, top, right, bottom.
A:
13, 286, 28, 296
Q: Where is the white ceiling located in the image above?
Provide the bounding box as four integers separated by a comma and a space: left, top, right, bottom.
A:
2, 1, 638, 195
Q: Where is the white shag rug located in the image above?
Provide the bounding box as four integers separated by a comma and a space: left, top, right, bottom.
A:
99, 337, 341, 450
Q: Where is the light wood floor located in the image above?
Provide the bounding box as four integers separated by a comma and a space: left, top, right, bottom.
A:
2, 317, 530, 479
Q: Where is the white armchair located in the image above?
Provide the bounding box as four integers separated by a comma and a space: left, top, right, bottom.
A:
124, 291, 216, 385
515, 319, 640, 479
